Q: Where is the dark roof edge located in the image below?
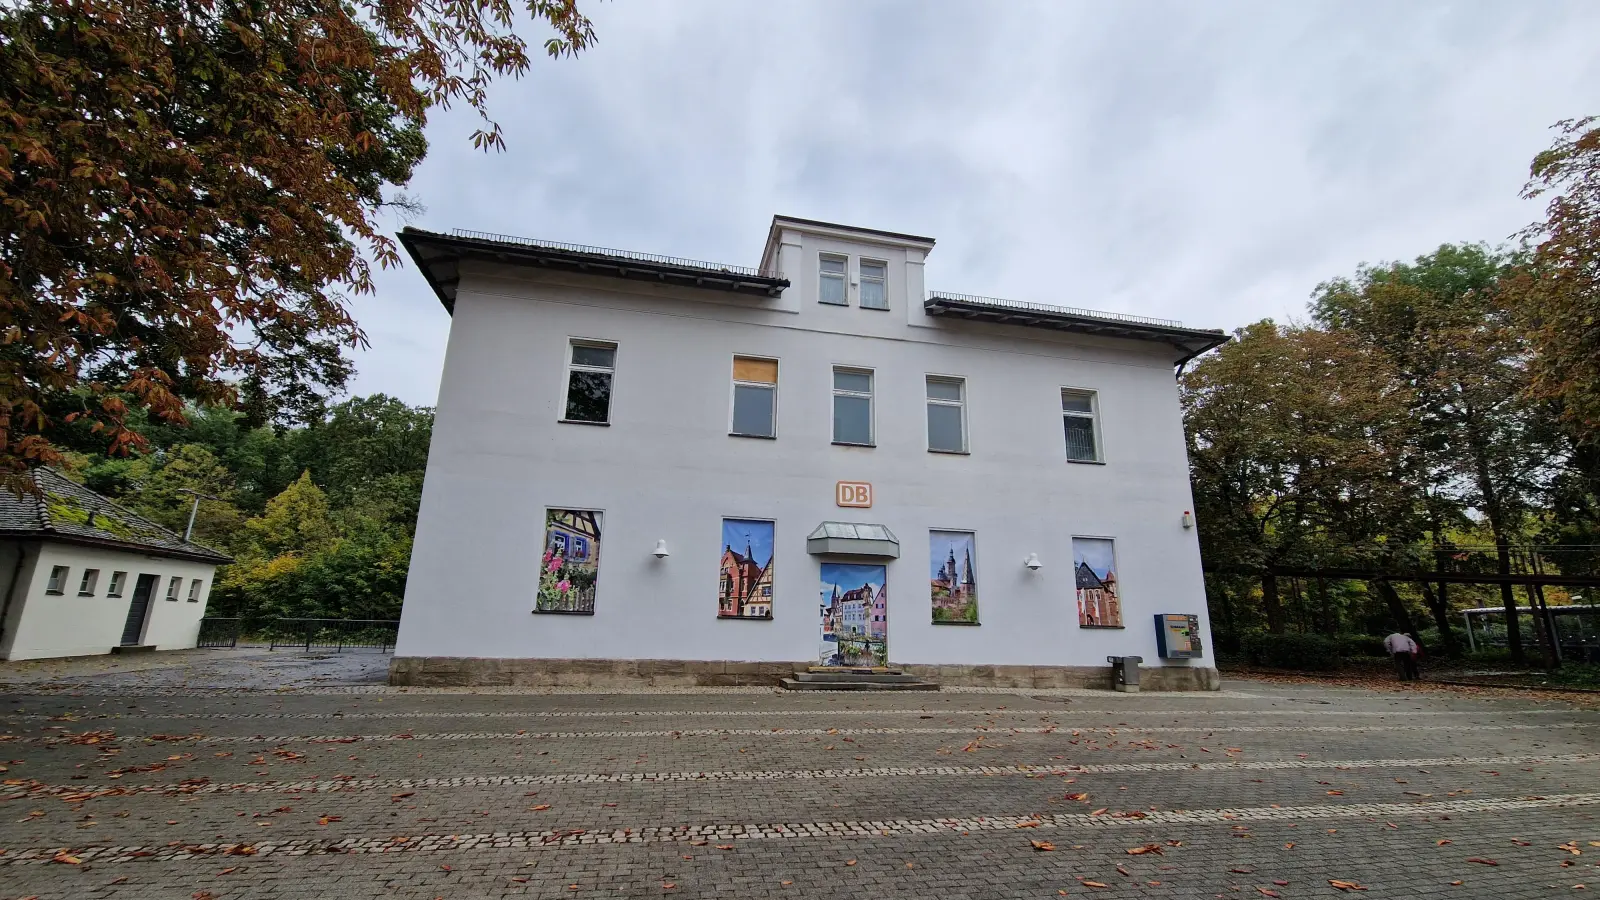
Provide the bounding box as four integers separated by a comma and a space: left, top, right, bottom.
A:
771, 215, 937, 246
3, 529, 233, 565
922, 295, 1229, 364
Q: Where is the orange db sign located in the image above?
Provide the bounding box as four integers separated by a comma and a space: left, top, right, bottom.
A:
836, 481, 873, 508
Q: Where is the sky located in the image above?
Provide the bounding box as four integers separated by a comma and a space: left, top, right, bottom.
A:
1074, 537, 1116, 579
721, 518, 773, 567
352, 0, 1600, 407
820, 564, 886, 602
929, 531, 976, 581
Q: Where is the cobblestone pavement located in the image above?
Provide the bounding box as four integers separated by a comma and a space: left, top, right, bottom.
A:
1, 657, 1598, 898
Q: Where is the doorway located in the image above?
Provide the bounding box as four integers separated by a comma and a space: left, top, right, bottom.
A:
120, 574, 158, 646
818, 563, 887, 666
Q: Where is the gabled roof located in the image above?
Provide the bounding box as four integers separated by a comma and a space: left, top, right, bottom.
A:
1075, 561, 1105, 590
924, 292, 1229, 366
0, 468, 233, 565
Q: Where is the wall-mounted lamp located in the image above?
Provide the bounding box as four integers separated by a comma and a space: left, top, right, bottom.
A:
652, 539, 670, 559
1181, 510, 1195, 530
1023, 553, 1043, 571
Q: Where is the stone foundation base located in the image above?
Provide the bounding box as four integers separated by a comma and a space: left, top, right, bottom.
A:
387, 657, 1221, 691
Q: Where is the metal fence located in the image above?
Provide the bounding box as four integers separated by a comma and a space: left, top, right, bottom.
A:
196, 618, 399, 653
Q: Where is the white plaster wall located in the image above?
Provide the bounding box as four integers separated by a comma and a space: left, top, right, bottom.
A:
399, 226, 1213, 671
0, 542, 215, 660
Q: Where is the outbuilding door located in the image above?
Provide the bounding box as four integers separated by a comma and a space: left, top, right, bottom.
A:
818, 563, 887, 667
120, 574, 157, 646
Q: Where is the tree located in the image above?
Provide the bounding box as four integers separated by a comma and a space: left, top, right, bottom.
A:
0, 0, 594, 479
242, 471, 335, 558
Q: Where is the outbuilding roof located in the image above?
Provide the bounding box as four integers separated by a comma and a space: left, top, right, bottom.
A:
0, 468, 233, 565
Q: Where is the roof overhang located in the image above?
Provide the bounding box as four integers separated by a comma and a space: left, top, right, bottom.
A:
0, 531, 232, 566
923, 292, 1230, 367
399, 228, 791, 314
806, 522, 900, 559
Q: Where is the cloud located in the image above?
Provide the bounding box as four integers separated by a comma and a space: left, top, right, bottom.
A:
352, 0, 1600, 405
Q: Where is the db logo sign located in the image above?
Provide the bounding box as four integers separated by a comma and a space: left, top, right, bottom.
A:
835, 481, 873, 508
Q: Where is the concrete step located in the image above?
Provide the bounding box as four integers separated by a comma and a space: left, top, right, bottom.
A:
780, 677, 939, 692
791, 671, 923, 683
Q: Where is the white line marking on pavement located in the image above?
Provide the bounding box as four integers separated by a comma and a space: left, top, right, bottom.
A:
4, 791, 1596, 865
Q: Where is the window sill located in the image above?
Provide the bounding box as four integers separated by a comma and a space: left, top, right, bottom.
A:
717, 613, 774, 621
165, 597, 179, 602
558, 419, 611, 427
45, 590, 64, 596
186, 599, 199, 603
1078, 624, 1125, 630
1067, 458, 1106, 466
107, 595, 122, 600
932, 619, 981, 626
533, 608, 595, 616
860, 305, 890, 312
831, 441, 876, 448
928, 448, 969, 456
729, 432, 777, 440
77, 592, 95, 597
819, 300, 848, 307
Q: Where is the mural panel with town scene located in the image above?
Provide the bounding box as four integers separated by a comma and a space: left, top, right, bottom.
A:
537, 509, 602, 614
1073, 536, 1123, 627
929, 530, 979, 624
718, 519, 774, 619
819, 563, 887, 666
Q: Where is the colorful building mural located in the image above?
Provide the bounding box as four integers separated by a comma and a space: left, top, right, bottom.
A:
718, 519, 774, 618
1073, 536, 1122, 627
538, 509, 602, 614
929, 530, 978, 624
819, 563, 887, 666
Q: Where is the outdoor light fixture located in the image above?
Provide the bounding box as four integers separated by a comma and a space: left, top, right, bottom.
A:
652, 539, 670, 559
1023, 553, 1042, 571
1181, 510, 1195, 529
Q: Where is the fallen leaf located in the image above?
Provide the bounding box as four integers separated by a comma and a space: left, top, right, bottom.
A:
1284, 842, 1296, 849
845, 859, 857, 866
51, 852, 82, 865
1466, 858, 1500, 866
1329, 880, 1368, 892
531, 805, 551, 811
1080, 881, 1108, 889
1437, 839, 1453, 846
717, 845, 734, 851
1257, 890, 1281, 898
219, 866, 238, 875
1126, 844, 1163, 855
1031, 840, 1057, 852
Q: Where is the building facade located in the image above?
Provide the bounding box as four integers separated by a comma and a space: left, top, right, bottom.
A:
392, 216, 1227, 689
1, 468, 230, 661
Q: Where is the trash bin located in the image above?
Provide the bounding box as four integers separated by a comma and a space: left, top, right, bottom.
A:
1107, 655, 1143, 692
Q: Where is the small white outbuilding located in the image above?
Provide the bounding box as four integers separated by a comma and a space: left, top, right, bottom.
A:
0, 468, 232, 661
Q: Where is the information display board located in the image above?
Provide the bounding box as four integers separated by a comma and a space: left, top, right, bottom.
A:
1153, 613, 1203, 659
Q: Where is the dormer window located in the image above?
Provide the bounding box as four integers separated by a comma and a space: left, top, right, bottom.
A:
859, 259, 888, 310
819, 254, 847, 305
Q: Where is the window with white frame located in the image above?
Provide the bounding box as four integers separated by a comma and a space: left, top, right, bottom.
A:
46, 565, 69, 594
107, 571, 127, 598
165, 576, 182, 601
859, 259, 888, 309
730, 356, 778, 438
832, 368, 874, 445
78, 568, 99, 596
1062, 389, 1101, 462
187, 579, 203, 602
562, 340, 617, 424
926, 376, 967, 453
819, 254, 848, 305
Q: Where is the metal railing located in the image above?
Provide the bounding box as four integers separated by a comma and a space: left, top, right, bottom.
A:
197, 618, 399, 653
927, 290, 1187, 329
449, 229, 783, 279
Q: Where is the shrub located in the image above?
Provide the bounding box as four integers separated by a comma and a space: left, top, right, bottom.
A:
1240, 632, 1342, 671
1335, 633, 1388, 659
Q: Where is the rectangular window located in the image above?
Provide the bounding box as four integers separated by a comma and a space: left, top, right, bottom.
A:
1062, 389, 1101, 462
730, 356, 778, 438
819, 254, 847, 305
1073, 536, 1123, 627
859, 259, 888, 310
165, 576, 182, 601
832, 368, 874, 446
107, 571, 127, 598
187, 579, 203, 602
562, 340, 617, 424
78, 569, 99, 596
46, 565, 69, 594
926, 376, 967, 453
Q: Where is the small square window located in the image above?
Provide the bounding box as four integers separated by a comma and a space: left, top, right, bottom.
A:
563, 340, 617, 424
731, 356, 778, 438
187, 579, 203, 602
832, 368, 874, 446
46, 565, 69, 594
1062, 389, 1101, 462
78, 568, 99, 596
165, 576, 182, 601
107, 571, 127, 598
859, 260, 888, 310
926, 376, 967, 453
819, 254, 848, 306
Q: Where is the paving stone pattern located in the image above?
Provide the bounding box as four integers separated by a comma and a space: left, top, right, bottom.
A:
1, 665, 1598, 898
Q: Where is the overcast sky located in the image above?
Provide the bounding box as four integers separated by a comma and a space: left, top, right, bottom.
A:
351, 0, 1600, 407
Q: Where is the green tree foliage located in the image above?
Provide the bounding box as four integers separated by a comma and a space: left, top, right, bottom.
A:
0, 0, 594, 479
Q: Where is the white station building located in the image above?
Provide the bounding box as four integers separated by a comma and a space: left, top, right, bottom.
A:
393, 216, 1226, 689
1, 467, 230, 661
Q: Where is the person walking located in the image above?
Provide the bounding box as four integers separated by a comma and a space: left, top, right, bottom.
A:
1383, 631, 1419, 681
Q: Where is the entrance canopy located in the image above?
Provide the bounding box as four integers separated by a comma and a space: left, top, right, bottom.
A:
807, 522, 900, 558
